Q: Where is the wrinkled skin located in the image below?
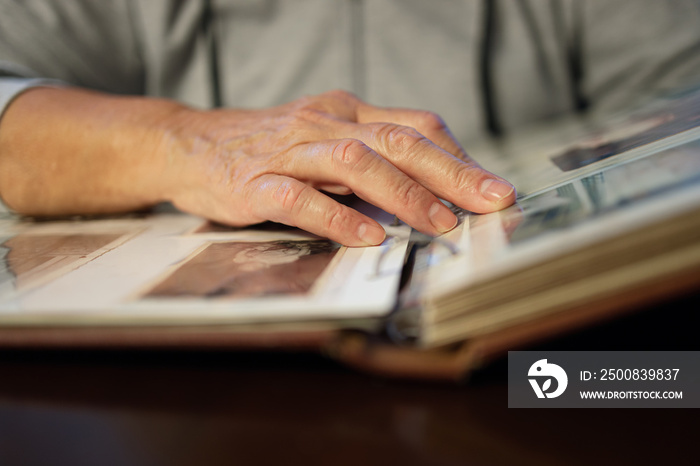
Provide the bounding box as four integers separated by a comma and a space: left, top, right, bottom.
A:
0, 88, 515, 246
163, 90, 516, 246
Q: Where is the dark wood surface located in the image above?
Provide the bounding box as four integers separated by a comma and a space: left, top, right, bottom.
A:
1, 291, 698, 466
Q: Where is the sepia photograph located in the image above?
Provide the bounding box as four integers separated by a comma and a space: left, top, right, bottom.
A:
146, 239, 341, 299
0, 231, 132, 294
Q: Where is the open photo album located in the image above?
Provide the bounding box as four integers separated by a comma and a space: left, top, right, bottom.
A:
1, 87, 699, 380
0, 206, 411, 330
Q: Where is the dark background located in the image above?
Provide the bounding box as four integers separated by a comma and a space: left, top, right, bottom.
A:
1, 290, 698, 466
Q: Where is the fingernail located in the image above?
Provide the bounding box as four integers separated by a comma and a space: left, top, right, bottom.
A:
358, 223, 386, 246
429, 202, 458, 233
480, 179, 515, 202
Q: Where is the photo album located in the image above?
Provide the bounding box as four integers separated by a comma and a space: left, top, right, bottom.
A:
1, 88, 699, 380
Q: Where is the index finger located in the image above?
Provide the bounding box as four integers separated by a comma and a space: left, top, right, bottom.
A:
336, 121, 516, 214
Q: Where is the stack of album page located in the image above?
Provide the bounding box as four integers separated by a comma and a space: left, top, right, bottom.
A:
0, 205, 411, 339
0, 88, 698, 362
395, 87, 700, 348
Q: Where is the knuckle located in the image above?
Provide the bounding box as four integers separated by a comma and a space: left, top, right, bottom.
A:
415, 110, 448, 133
321, 204, 349, 234
331, 138, 370, 166
394, 179, 426, 211
272, 180, 308, 214
241, 176, 276, 221
452, 164, 482, 191
376, 123, 425, 155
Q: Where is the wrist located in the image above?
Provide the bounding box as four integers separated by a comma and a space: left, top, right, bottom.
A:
0, 87, 197, 215
148, 104, 210, 207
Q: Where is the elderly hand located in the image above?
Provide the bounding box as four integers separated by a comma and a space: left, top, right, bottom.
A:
0, 88, 515, 246
160, 90, 515, 246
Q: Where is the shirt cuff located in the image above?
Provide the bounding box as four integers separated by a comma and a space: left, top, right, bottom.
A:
0, 77, 65, 121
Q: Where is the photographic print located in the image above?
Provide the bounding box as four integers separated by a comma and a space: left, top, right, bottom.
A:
0, 232, 132, 293
145, 240, 341, 299
551, 92, 700, 171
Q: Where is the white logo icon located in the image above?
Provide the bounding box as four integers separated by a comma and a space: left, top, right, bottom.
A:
528, 359, 568, 399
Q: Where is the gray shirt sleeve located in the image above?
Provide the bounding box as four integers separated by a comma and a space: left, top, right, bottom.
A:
0, 0, 145, 94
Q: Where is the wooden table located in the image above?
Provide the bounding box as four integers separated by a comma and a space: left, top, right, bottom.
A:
0, 291, 698, 466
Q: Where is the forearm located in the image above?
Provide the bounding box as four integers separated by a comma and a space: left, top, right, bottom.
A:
0, 87, 515, 246
0, 86, 184, 215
